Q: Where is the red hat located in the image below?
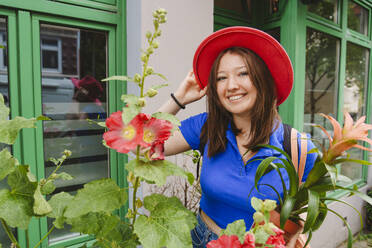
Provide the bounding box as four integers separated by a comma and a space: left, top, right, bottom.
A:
193, 26, 293, 105
71, 76, 103, 105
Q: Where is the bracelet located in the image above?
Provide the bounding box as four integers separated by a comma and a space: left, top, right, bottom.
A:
170, 93, 185, 109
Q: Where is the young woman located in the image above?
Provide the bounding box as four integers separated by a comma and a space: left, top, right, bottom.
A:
159, 27, 317, 248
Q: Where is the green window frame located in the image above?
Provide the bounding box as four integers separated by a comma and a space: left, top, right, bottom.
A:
0, 1, 128, 247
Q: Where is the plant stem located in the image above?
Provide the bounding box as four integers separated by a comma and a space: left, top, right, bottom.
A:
0, 218, 20, 248
26, 229, 29, 248
33, 225, 55, 248
131, 146, 141, 226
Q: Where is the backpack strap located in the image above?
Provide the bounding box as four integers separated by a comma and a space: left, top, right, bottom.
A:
290, 128, 308, 184
282, 123, 292, 159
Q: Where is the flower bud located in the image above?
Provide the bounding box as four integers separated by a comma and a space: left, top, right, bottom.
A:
155, 30, 162, 37
147, 47, 154, 54
253, 212, 265, 223
262, 199, 277, 212
127, 171, 136, 185
152, 41, 159, 49
146, 31, 152, 40
40, 178, 47, 185
137, 98, 146, 107
158, 8, 167, 14
147, 88, 158, 97
61, 155, 67, 160
50, 173, 58, 180
146, 67, 154, 75
134, 73, 142, 83
126, 208, 134, 219
141, 53, 147, 62
135, 198, 143, 209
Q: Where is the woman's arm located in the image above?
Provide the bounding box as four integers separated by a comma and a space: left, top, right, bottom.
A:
160, 70, 207, 156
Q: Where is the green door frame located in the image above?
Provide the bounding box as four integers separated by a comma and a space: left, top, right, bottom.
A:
0, 1, 128, 247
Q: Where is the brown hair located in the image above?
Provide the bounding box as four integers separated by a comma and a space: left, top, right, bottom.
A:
200, 47, 280, 157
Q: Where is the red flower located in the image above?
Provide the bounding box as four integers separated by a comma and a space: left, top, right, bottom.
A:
149, 141, 165, 160
103, 111, 145, 154
206, 235, 242, 248
242, 233, 255, 248
265, 228, 285, 248
141, 117, 172, 147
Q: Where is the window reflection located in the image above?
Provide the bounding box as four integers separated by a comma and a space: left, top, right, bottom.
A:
214, 0, 251, 19
304, 28, 340, 147
0, 16, 16, 248
348, 1, 369, 35
307, 0, 338, 23
40, 23, 108, 243
340, 43, 369, 181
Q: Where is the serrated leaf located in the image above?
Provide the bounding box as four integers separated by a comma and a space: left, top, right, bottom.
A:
134, 194, 197, 248
0, 148, 18, 180
33, 185, 52, 216
121, 94, 140, 105
0, 189, 33, 229
36, 115, 51, 121
254, 226, 270, 244
102, 75, 134, 82
251, 197, 263, 212
221, 219, 246, 243
122, 105, 141, 125
64, 178, 127, 218
47, 192, 74, 229
8, 165, 38, 196
0, 94, 9, 121
125, 159, 194, 186
40, 180, 56, 195
0, 117, 36, 145
152, 112, 180, 128
55, 172, 73, 181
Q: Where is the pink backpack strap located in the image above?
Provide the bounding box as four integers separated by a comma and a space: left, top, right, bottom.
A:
290, 129, 308, 184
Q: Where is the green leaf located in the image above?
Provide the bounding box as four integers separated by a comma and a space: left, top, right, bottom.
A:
102, 75, 134, 82
251, 197, 263, 212
40, 180, 56, 195
326, 207, 353, 248
280, 196, 296, 229
8, 165, 38, 196
68, 212, 137, 248
33, 185, 52, 216
150, 83, 168, 90
0, 189, 33, 229
221, 219, 246, 243
134, 194, 197, 248
303, 190, 319, 233
303, 161, 328, 188
121, 94, 140, 105
54, 172, 73, 181
0, 117, 36, 145
36, 115, 51, 121
47, 192, 74, 229
0, 148, 18, 180
311, 202, 327, 231
324, 164, 337, 187
0, 94, 9, 121
332, 158, 372, 165
64, 178, 127, 218
151, 112, 180, 131
125, 159, 194, 186
152, 72, 167, 81
122, 105, 141, 125
254, 226, 270, 244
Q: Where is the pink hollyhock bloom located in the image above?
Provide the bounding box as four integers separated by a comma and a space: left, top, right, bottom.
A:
103, 111, 146, 154
149, 141, 165, 160
206, 235, 242, 248
141, 117, 172, 147
242, 233, 255, 248
319, 112, 372, 164
265, 228, 285, 247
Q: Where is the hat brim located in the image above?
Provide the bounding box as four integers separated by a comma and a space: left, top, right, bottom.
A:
193, 26, 293, 106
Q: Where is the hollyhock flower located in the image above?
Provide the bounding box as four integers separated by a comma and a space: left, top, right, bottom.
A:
242, 233, 255, 248
265, 228, 285, 247
103, 111, 146, 154
206, 235, 242, 248
319, 112, 372, 164
141, 117, 172, 147
149, 141, 165, 160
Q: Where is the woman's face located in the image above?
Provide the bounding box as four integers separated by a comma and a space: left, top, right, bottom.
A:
216, 52, 257, 117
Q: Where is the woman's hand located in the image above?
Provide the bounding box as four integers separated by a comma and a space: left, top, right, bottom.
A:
174, 70, 207, 106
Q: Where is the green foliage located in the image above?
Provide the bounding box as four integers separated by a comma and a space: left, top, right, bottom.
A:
64, 178, 127, 218
47, 192, 74, 229
133, 194, 197, 248
221, 219, 246, 243
152, 112, 181, 132
0, 148, 18, 180
125, 159, 194, 186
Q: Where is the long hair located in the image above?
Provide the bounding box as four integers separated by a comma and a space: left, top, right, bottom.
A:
200, 47, 280, 157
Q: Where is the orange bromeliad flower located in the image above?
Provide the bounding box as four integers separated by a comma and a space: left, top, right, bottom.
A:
319, 112, 372, 165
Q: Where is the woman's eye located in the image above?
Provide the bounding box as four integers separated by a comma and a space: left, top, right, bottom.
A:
216, 76, 226, 81
239, 71, 249, 76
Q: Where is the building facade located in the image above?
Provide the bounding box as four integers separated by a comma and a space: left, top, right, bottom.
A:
0, 0, 371, 247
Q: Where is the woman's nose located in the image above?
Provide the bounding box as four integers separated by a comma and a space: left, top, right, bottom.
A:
227, 76, 239, 90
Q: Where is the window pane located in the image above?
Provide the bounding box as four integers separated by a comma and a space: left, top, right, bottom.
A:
214, 0, 251, 18
304, 28, 340, 145
42, 50, 59, 70
40, 24, 108, 244
265, 27, 280, 42
307, 0, 338, 23
0, 17, 16, 247
340, 43, 369, 181
348, 1, 369, 35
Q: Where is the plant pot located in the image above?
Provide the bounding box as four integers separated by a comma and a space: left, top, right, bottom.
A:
269, 210, 302, 235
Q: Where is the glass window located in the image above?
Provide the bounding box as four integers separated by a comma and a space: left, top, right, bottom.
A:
214, 0, 251, 19
40, 23, 108, 244
304, 28, 340, 146
307, 0, 339, 23
340, 43, 369, 181
0, 17, 16, 248
347, 1, 369, 36
266, 27, 280, 42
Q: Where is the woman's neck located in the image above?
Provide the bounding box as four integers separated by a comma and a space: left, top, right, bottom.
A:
233, 114, 252, 136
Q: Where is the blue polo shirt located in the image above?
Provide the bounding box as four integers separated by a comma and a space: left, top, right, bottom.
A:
179, 112, 317, 229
